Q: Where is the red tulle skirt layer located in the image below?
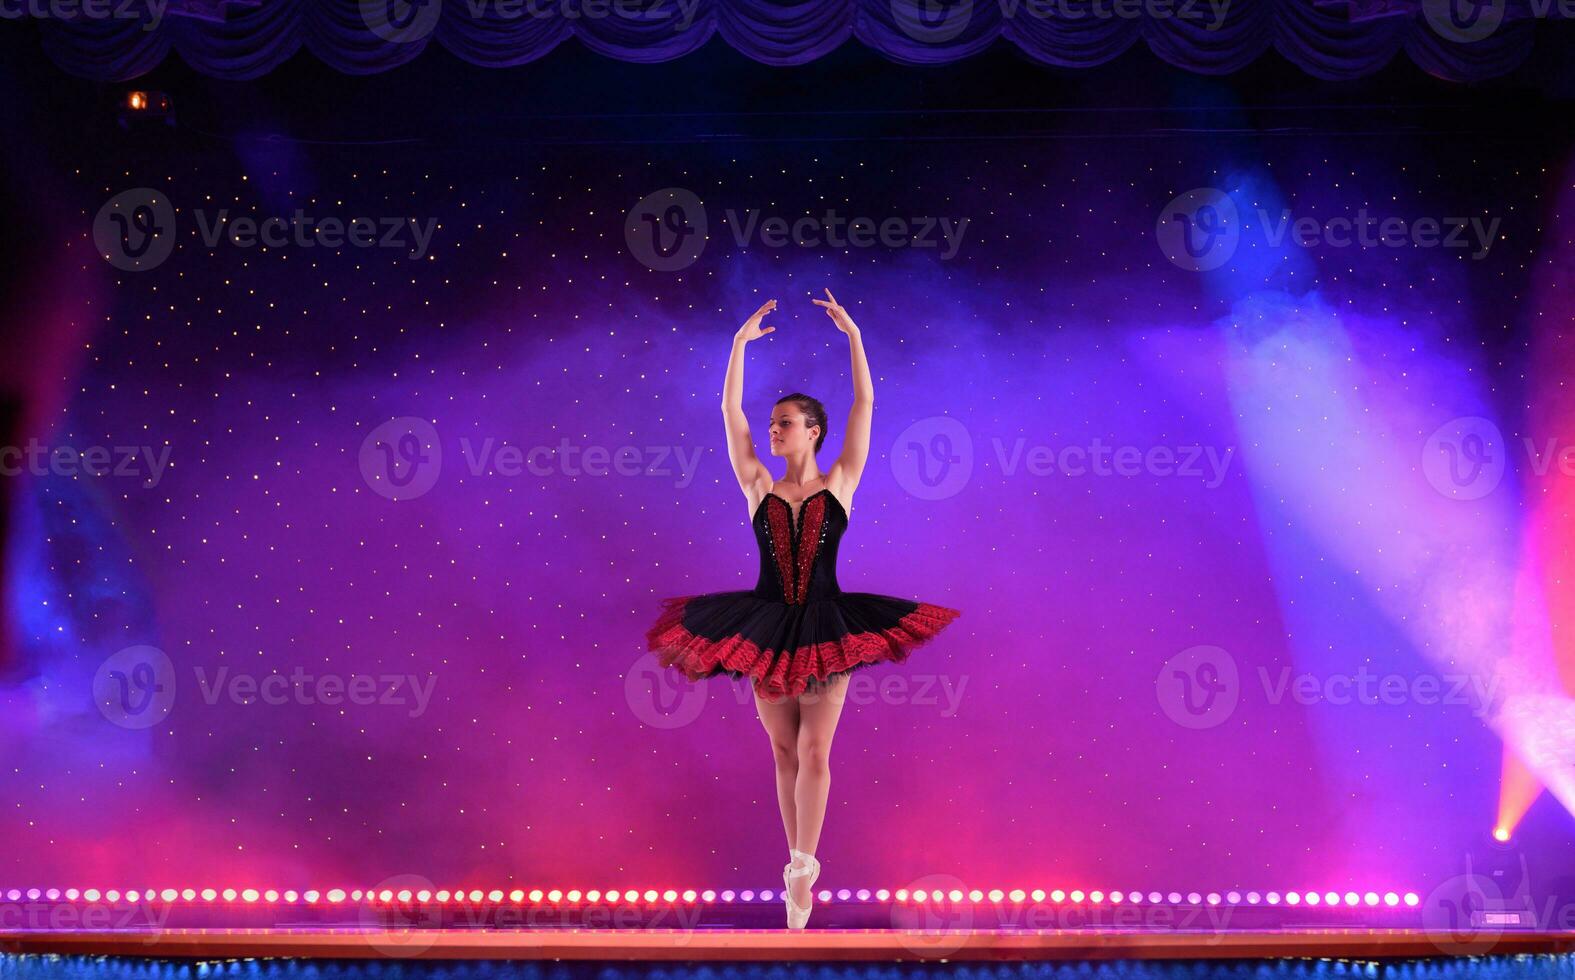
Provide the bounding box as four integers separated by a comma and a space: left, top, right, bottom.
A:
645, 591, 961, 703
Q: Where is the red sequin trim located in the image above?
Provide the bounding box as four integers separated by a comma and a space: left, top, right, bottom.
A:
646, 597, 962, 703
764, 499, 796, 603
794, 495, 827, 603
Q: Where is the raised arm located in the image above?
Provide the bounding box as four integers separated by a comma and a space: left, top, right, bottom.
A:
813, 288, 873, 491
723, 299, 778, 495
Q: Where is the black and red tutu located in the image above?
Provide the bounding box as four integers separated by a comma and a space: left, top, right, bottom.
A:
646, 488, 961, 702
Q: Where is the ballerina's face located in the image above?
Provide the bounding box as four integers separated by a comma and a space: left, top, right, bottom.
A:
767, 404, 820, 457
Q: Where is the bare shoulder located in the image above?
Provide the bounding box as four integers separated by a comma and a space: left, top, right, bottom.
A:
824, 463, 857, 516
743, 473, 775, 519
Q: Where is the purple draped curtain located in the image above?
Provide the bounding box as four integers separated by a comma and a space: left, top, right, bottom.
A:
33, 0, 1542, 80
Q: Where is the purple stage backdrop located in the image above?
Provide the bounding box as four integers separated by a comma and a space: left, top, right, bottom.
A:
3, 97, 1575, 903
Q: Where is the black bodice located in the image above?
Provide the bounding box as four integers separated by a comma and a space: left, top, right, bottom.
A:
751, 489, 847, 605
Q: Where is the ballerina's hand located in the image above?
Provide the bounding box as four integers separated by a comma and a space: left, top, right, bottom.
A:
812, 288, 858, 335
737, 299, 778, 341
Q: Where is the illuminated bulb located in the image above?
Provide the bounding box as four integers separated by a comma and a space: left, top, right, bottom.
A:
1493, 827, 1510, 842
549, 890, 564, 902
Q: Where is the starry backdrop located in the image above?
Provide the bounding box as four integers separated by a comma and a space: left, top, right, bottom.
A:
2, 58, 1574, 903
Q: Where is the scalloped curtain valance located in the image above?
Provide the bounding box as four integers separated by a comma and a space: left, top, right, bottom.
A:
32, 0, 1539, 81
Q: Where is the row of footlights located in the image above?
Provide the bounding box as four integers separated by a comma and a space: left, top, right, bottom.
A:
2, 887, 1422, 907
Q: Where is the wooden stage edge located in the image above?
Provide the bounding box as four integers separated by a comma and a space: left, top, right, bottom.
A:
4, 929, 1575, 961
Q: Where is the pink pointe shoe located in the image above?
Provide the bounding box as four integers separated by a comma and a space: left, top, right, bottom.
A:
783, 848, 821, 930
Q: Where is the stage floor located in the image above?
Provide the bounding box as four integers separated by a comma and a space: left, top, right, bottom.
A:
4, 927, 1575, 961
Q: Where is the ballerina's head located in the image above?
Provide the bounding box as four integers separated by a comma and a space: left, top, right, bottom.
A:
768, 393, 828, 457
